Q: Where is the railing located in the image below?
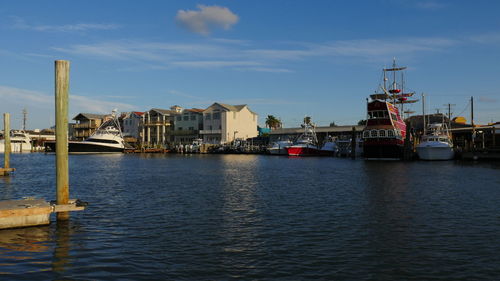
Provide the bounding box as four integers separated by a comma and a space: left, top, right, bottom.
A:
199, 129, 222, 134
144, 121, 171, 126
72, 123, 98, 129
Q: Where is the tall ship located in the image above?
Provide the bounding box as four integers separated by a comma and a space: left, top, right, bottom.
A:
362, 60, 418, 160
46, 110, 126, 154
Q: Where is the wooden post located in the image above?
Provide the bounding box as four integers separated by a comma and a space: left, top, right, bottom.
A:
55, 60, 70, 221
350, 126, 356, 159
3, 113, 10, 169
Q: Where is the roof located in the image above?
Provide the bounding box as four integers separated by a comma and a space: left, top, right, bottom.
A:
149, 108, 178, 115
204, 103, 257, 115
134, 112, 144, 116
72, 113, 105, 121
184, 108, 204, 113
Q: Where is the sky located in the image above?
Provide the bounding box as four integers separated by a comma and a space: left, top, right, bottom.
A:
1, 0, 499, 129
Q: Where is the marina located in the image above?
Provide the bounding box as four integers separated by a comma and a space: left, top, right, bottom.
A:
1, 153, 500, 279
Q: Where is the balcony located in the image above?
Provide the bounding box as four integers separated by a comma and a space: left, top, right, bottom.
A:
73, 123, 97, 129
144, 121, 171, 126
172, 130, 199, 136
199, 129, 222, 134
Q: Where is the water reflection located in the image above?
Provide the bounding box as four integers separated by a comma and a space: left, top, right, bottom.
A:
218, 155, 263, 273
361, 161, 415, 278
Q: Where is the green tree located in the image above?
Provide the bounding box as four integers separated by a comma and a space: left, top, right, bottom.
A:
357, 119, 367, 125
265, 115, 282, 130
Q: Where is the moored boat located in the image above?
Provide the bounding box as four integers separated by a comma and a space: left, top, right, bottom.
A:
362, 60, 417, 160
0, 131, 32, 153
416, 123, 454, 160
46, 110, 125, 154
268, 140, 293, 155
286, 117, 321, 156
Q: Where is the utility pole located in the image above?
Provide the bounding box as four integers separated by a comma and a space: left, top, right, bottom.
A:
22, 108, 27, 131
471, 96, 475, 150
443, 103, 455, 129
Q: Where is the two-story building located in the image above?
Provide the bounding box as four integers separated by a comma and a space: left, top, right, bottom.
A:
142, 106, 182, 147
71, 113, 106, 140
172, 108, 204, 144
122, 111, 144, 141
200, 103, 258, 144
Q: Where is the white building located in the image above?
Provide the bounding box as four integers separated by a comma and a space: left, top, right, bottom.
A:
200, 103, 258, 144
122, 111, 144, 140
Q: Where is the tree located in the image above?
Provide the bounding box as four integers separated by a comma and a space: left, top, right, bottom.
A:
357, 119, 367, 125
265, 115, 282, 130
329, 121, 337, 127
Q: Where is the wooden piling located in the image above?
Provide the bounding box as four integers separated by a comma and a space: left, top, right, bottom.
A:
1, 113, 15, 176
3, 113, 10, 169
55, 60, 70, 221
350, 126, 356, 159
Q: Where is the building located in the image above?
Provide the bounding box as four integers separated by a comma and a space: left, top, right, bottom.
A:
72, 113, 107, 140
142, 106, 182, 147
200, 103, 258, 144
122, 111, 144, 141
269, 125, 365, 144
172, 108, 204, 144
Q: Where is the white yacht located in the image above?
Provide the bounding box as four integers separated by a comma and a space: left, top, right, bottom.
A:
46, 110, 125, 154
0, 131, 32, 153
416, 123, 454, 160
268, 140, 293, 155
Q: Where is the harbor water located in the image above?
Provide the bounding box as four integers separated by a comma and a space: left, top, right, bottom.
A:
1, 153, 500, 280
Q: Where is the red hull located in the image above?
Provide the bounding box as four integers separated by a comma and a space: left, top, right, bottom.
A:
286, 146, 321, 156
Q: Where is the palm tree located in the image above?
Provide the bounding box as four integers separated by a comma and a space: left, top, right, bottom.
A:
265, 115, 282, 130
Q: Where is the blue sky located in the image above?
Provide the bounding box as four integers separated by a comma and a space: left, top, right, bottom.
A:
1, 0, 499, 129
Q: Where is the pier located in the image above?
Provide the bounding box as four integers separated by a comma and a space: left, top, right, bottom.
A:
0, 60, 86, 230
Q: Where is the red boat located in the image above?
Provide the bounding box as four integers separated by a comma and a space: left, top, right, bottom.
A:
286, 117, 321, 156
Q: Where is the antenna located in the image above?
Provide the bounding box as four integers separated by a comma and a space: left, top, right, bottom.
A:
443, 103, 455, 129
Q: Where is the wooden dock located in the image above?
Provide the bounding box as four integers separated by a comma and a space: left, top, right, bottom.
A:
0, 167, 15, 176
0, 198, 85, 230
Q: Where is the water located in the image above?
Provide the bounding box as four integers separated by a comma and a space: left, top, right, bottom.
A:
1, 153, 500, 280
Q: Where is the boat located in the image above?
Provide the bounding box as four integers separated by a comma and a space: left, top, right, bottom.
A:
268, 140, 293, 155
45, 110, 125, 154
319, 136, 338, 156
336, 137, 363, 157
0, 131, 32, 153
416, 123, 454, 160
286, 117, 321, 156
362, 59, 417, 160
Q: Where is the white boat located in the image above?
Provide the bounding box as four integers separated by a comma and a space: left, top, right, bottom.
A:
416, 123, 454, 160
268, 140, 293, 155
46, 110, 125, 154
336, 138, 363, 157
286, 118, 321, 156
319, 136, 338, 156
0, 131, 32, 153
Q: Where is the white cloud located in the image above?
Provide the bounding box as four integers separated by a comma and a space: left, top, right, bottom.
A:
11, 17, 120, 32
0, 85, 136, 128
176, 5, 239, 35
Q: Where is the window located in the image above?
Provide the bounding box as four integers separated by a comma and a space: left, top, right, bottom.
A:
213, 112, 221, 119
387, 130, 395, 137
188, 127, 194, 130
205, 113, 211, 120
183, 115, 189, 121
176, 116, 182, 121
190, 115, 196, 121
209, 125, 212, 130
178, 127, 182, 131
370, 130, 378, 138
379, 130, 386, 137
233, 112, 236, 119
363, 130, 370, 138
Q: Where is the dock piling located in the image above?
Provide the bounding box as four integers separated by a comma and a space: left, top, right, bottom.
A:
350, 126, 356, 159
1, 113, 15, 176
55, 60, 70, 221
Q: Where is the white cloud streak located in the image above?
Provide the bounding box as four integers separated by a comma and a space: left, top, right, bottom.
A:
52, 36, 457, 72
11, 17, 120, 32
176, 5, 239, 35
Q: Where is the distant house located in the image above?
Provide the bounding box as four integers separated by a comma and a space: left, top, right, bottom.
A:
122, 111, 144, 140
142, 106, 182, 147
72, 113, 107, 140
172, 108, 204, 144
200, 103, 258, 144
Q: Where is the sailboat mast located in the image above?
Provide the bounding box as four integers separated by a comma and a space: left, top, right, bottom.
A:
422, 93, 426, 134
